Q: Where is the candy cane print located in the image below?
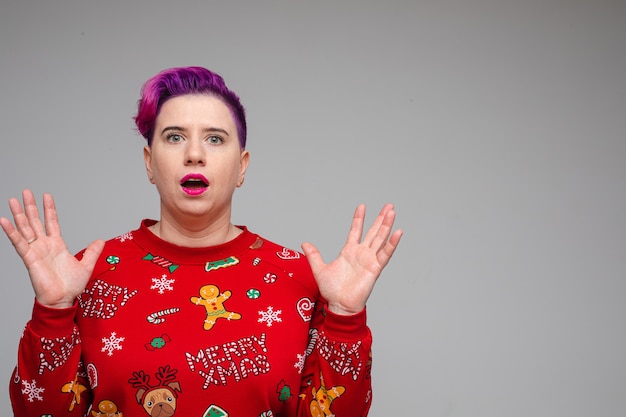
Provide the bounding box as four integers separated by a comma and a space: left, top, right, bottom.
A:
146, 307, 181, 324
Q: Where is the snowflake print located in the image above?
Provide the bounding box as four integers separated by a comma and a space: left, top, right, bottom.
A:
101, 332, 125, 356
116, 232, 134, 243
21, 379, 45, 402
294, 353, 306, 374
151, 274, 175, 294
258, 306, 282, 327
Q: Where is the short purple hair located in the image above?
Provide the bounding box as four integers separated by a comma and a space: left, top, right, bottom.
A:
134, 66, 247, 148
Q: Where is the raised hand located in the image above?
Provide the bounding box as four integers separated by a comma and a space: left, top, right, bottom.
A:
0, 190, 104, 309
301, 204, 402, 316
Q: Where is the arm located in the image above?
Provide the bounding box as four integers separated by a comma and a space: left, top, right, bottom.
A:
10, 301, 91, 416
1, 190, 104, 415
298, 204, 402, 416
297, 303, 373, 417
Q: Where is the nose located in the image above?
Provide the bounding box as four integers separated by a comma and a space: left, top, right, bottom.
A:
185, 138, 205, 165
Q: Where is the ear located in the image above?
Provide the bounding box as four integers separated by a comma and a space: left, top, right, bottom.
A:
237, 149, 250, 188
136, 388, 146, 404
168, 381, 182, 394
144, 146, 155, 184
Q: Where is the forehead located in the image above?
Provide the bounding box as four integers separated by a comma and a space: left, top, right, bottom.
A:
156, 94, 236, 130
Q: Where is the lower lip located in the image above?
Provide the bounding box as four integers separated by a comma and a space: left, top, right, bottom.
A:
181, 186, 208, 196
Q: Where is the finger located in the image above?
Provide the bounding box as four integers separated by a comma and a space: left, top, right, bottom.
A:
23, 190, 45, 235
369, 206, 397, 251
8, 195, 38, 243
0, 216, 19, 245
376, 229, 403, 267
22, 190, 46, 238
80, 239, 105, 271
8, 197, 29, 236
0, 216, 33, 257
345, 204, 366, 245
301, 242, 325, 275
362, 204, 394, 247
42, 193, 62, 238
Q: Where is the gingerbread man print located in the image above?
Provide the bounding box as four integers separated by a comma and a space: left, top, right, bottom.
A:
190, 284, 242, 331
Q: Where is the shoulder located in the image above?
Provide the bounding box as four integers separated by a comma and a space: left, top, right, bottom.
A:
246, 232, 318, 295
249, 233, 306, 268
76, 223, 145, 279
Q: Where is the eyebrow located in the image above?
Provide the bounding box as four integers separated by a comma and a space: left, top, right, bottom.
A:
160, 126, 230, 136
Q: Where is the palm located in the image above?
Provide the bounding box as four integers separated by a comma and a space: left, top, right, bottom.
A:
302, 204, 402, 316
0, 190, 104, 308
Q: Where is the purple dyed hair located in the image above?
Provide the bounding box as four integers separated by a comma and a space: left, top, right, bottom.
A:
134, 66, 247, 148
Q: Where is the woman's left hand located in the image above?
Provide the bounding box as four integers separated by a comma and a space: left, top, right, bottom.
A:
301, 204, 403, 316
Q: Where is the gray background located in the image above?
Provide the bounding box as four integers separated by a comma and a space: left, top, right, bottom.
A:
1, 0, 625, 415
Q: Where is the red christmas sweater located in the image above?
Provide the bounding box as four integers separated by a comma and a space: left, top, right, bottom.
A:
10, 220, 373, 417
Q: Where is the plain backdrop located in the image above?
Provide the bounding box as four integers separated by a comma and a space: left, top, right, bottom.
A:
1, 0, 625, 415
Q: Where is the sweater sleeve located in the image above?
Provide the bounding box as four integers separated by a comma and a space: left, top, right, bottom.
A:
297, 303, 373, 417
10, 299, 92, 417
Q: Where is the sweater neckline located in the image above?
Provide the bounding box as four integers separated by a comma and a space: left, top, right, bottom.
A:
131, 219, 260, 264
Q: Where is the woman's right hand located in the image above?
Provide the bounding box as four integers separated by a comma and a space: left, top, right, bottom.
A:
0, 190, 104, 309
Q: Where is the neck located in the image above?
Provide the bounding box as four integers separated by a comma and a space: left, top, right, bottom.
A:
149, 216, 242, 248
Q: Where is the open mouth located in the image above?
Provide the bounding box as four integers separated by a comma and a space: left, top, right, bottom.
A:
182, 179, 208, 188
181, 174, 209, 195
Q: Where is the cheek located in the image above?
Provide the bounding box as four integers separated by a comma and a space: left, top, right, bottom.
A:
149, 147, 179, 177
150, 159, 167, 177
211, 163, 242, 188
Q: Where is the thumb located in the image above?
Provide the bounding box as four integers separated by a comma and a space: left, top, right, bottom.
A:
301, 242, 324, 275
80, 239, 105, 271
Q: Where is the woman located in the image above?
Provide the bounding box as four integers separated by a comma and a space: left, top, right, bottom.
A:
1, 67, 402, 417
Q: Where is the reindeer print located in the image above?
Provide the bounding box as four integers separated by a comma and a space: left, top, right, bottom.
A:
128, 365, 182, 417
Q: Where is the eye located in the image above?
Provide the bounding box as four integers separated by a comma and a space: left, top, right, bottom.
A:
166, 133, 183, 143
207, 135, 223, 145
167, 396, 174, 402
146, 401, 154, 407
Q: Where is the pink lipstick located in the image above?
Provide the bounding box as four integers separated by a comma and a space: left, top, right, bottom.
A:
180, 173, 209, 196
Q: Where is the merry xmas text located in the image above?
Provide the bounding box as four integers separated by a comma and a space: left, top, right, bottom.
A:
185, 333, 270, 389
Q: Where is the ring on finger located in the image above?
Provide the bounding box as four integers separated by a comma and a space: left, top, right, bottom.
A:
27, 237, 37, 244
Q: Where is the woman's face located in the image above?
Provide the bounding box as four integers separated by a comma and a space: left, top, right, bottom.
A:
144, 94, 249, 225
